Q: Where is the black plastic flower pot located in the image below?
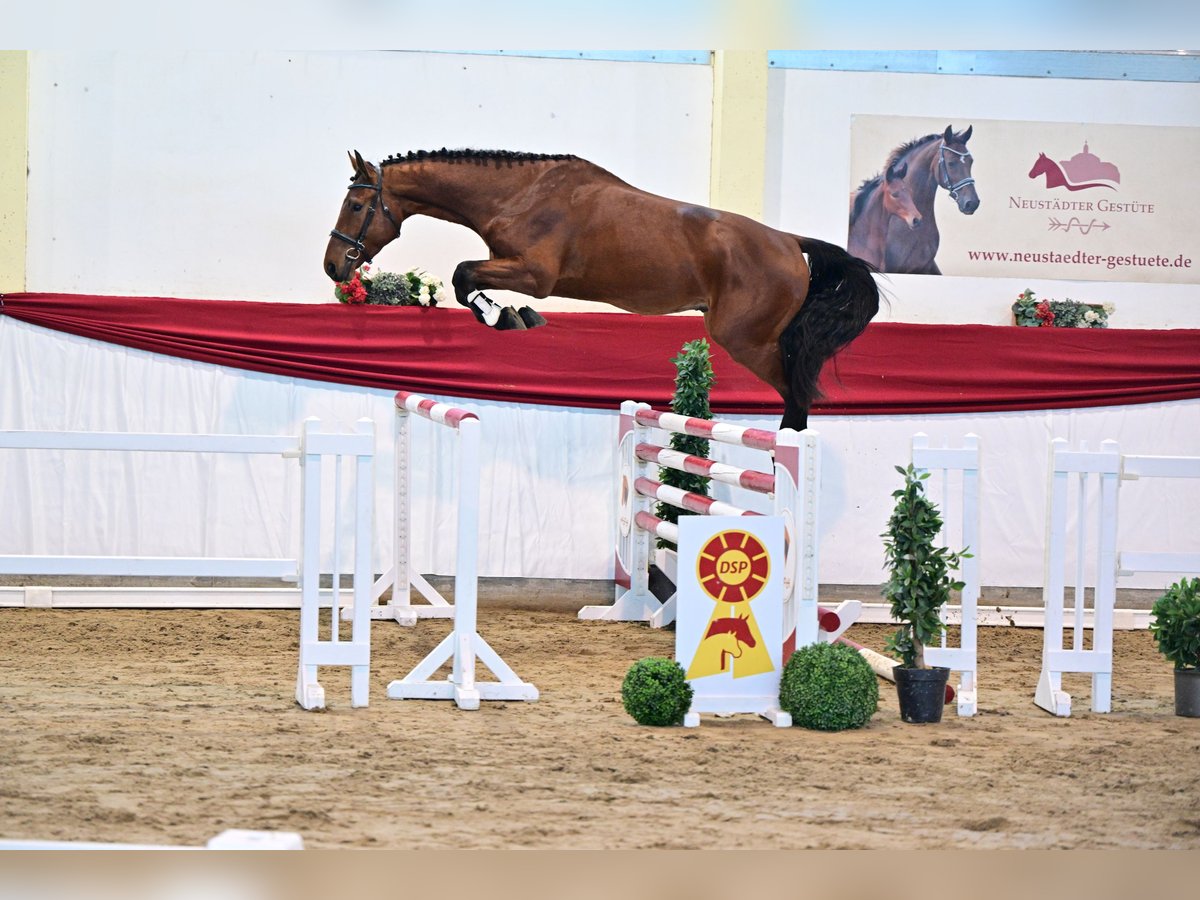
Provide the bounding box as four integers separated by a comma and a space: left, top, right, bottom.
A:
1174, 668, 1200, 718
894, 666, 950, 724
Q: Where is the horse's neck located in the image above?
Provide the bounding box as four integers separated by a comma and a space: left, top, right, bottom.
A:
382, 160, 560, 232
909, 146, 942, 211
864, 185, 891, 228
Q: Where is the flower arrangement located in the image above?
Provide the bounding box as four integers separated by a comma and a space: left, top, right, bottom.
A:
1012, 289, 1112, 328
334, 265, 447, 307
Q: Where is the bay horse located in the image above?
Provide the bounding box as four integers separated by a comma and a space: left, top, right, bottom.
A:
865, 126, 980, 275
323, 149, 880, 431
847, 161, 922, 270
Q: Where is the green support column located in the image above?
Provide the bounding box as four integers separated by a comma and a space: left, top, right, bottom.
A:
709, 50, 768, 221
0, 51, 29, 293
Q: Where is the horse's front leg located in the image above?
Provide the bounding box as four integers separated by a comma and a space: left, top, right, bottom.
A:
452, 258, 550, 330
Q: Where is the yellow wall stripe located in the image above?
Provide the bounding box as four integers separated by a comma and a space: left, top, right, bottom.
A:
709, 50, 768, 222
0, 51, 28, 293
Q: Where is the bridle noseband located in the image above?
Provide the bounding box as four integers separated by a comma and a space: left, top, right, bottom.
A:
937, 142, 975, 201
328, 168, 401, 264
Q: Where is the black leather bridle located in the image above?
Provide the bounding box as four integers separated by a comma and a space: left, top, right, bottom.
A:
328, 168, 401, 264
937, 142, 975, 201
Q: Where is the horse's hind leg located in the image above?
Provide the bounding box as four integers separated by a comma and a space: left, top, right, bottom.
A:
452, 259, 550, 330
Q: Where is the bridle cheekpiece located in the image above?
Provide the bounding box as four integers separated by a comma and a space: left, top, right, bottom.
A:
937, 142, 975, 201
328, 167, 400, 264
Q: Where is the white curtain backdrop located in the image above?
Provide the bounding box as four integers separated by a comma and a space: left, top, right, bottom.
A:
3, 315, 1197, 591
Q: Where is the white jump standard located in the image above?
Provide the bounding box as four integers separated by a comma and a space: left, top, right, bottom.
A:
382, 390, 538, 710
909, 432, 982, 717
1036, 439, 1200, 716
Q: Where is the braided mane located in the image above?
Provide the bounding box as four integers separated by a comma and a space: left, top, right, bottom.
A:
381, 148, 578, 167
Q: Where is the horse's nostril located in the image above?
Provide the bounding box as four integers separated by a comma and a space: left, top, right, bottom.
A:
325, 261, 337, 279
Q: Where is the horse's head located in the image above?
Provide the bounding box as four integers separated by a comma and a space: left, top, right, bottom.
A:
938, 125, 980, 215
323, 151, 403, 282
882, 161, 921, 229
1028, 152, 1050, 178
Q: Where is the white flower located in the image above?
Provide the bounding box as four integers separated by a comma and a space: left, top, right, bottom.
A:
1102, 303, 1115, 314
417, 285, 431, 305
1084, 310, 1098, 323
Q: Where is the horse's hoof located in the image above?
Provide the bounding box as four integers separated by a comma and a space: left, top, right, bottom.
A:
517, 306, 546, 329
494, 307, 527, 331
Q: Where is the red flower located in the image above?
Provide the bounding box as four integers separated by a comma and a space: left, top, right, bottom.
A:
336, 271, 368, 304
1035, 300, 1055, 326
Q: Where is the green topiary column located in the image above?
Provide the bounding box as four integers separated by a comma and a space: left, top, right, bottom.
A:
656, 338, 715, 548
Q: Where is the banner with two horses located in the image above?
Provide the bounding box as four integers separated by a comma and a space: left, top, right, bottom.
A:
848, 115, 1198, 284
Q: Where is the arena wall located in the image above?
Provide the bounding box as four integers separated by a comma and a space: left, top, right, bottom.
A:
3, 51, 1197, 592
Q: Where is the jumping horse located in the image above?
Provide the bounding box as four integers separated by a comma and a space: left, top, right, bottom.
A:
847, 161, 921, 271
851, 126, 979, 275
324, 149, 880, 431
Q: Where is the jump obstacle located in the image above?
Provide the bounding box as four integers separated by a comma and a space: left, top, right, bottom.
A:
376, 391, 538, 710
584, 400, 823, 654
0, 419, 376, 711
1036, 439, 1200, 716
586, 402, 984, 715
0, 392, 535, 713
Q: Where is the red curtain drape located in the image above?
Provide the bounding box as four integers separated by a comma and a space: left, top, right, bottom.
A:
3, 293, 1199, 415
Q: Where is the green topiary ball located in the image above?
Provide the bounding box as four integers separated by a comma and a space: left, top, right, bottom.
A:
779, 642, 879, 731
621, 657, 694, 726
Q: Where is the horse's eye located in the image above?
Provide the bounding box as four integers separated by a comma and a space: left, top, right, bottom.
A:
351, 203, 363, 212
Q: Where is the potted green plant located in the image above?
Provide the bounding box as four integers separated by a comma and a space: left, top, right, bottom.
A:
1149, 577, 1200, 717
881, 464, 968, 724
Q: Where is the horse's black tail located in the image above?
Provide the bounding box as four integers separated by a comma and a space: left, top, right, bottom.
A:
779, 236, 880, 428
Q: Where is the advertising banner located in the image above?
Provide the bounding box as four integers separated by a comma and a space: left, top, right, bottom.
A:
849, 115, 1198, 283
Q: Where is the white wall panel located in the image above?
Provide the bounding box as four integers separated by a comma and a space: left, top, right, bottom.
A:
26, 51, 712, 308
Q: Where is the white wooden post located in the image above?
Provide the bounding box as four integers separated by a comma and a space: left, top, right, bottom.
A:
911, 432, 981, 717
295, 417, 375, 711
584, 401, 661, 622
1035, 439, 1121, 717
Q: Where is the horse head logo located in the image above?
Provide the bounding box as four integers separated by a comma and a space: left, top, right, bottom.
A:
1029, 144, 1119, 192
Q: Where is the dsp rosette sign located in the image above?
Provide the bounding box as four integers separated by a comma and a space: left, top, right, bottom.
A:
676, 516, 789, 726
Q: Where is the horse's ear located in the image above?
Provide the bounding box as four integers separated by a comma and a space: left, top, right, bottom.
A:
943, 125, 954, 143
960, 125, 973, 144
887, 161, 907, 181
347, 150, 359, 173
350, 150, 374, 181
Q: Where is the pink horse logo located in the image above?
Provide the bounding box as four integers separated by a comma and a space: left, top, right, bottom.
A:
1029, 142, 1120, 192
